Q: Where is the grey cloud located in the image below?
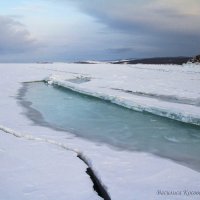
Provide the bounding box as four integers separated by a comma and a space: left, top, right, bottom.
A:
0, 16, 39, 55
62, 0, 200, 33
107, 48, 133, 54
58, 0, 200, 57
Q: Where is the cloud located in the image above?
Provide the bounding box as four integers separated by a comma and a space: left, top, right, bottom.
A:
107, 48, 133, 54
0, 15, 39, 55
64, 0, 200, 34
1, 0, 199, 62
57, 0, 200, 57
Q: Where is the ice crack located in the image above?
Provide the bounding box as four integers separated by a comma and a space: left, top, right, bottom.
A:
0, 125, 111, 200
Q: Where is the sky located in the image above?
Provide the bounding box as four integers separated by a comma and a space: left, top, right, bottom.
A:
0, 0, 200, 62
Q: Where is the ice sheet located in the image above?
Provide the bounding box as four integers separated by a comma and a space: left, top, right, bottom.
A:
0, 63, 200, 200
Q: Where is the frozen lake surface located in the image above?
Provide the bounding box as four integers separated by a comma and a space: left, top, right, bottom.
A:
1, 63, 200, 200
22, 82, 200, 172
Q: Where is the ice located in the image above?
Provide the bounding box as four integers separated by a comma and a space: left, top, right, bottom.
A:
22, 82, 200, 171
0, 63, 200, 200
45, 64, 200, 125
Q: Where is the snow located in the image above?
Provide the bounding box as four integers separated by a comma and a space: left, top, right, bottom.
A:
0, 131, 101, 200
46, 63, 200, 125
0, 63, 200, 200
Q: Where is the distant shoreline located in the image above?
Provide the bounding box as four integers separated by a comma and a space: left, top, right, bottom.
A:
111, 57, 191, 65
74, 56, 192, 65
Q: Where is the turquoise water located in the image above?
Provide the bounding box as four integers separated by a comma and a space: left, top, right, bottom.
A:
23, 82, 200, 171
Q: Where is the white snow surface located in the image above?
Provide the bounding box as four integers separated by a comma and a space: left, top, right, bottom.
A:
46, 63, 200, 125
0, 130, 101, 200
0, 63, 200, 200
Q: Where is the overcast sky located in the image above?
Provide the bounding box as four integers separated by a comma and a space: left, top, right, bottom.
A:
0, 0, 200, 62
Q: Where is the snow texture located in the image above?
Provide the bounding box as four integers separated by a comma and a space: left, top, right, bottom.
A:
46, 64, 200, 125
0, 63, 200, 200
0, 130, 101, 200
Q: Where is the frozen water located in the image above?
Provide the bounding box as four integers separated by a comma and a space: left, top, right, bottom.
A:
22, 82, 200, 172
1, 63, 200, 200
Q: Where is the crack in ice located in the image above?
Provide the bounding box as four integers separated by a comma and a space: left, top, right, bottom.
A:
0, 125, 111, 200
45, 76, 200, 126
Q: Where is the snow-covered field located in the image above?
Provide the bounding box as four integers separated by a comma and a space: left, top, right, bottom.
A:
0, 63, 200, 200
